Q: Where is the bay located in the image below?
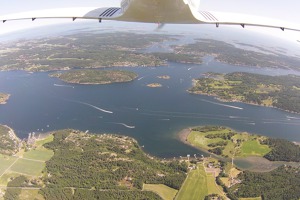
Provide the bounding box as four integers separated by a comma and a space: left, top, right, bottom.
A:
0, 59, 300, 158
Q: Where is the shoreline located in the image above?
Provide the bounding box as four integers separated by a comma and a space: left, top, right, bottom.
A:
177, 126, 300, 172
2, 124, 21, 142
188, 90, 300, 114
177, 127, 226, 161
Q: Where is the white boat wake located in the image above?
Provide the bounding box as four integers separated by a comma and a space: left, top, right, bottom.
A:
138, 76, 144, 81
54, 84, 74, 88
188, 67, 193, 71
286, 116, 300, 120
263, 121, 300, 126
229, 116, 248, 119
107, 122, 135, 129
159, 119, 170, 121
201, 99, 243, 110
78, 101, 113, 114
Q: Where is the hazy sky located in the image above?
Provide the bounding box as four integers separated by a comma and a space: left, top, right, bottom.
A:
0, 0, 299, 41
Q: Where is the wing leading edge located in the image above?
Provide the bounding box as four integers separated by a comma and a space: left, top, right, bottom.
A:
0, 7, 123, 23
189, 9, 300, 32
1, 0, 300, 32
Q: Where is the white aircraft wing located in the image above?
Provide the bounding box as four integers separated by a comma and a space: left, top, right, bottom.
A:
1, 1, 299, 32
0, 7, 123, 23
190, 9, 300, 31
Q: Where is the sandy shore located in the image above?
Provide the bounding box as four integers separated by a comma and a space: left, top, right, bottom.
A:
178, 128, 191, 144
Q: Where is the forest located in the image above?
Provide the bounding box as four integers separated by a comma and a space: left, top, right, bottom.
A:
189, 72, 300, 113
227, 165, 300, 200
38, 129, 187, 199
0, 125, 19, 155
262, 138, 300, 162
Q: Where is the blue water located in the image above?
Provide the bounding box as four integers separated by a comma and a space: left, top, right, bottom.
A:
0, 59, 300, 158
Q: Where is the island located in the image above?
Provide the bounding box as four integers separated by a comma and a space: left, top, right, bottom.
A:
157, 75, 170, 80
50, 70, 138, 84
0, 93, 10, 104
189, 72, 300, 113
147, 83, 162, 88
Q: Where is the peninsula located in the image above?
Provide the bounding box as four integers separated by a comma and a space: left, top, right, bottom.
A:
180, 125, 300, 162
189, 72, 300, 113
0, 93, 10, 104
50, 70, 138, 84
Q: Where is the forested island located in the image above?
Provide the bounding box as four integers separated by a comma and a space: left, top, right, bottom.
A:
189, 72, 300, 113
50, 70, 138, 84
0, 93, 10, 104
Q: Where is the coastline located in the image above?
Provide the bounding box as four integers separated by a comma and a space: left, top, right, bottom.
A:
177, 128, 191, 145
177, 126, 300, 172
177, 127, 226, 161
3, 124, 21, 142
188, 90, 299, 114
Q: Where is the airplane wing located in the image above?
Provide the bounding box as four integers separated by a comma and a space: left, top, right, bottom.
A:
190, 9, 300, 31
0, 7, 123, 23
1, 0, 299, 32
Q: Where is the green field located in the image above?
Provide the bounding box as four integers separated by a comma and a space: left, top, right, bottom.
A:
19, 189, 44, 200
35, 135, 54, 146
0, 172, 22, 186
143, 184, 178, 200
10, 159, 45, 176
206, 173, 224, 196
176, 163, 225, 200
0, 155, 17, 175
187, 126, 271, 158
23, 147, 53, 161
240, 140, 271, 157
176, 164, 208, 200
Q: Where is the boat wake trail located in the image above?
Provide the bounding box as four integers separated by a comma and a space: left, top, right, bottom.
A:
54, 84, 74, 88
138, 76, 145, 81
200, 99, 243, 110
286, 116, 300, 120
106, 122, 135, 129
263, 121, 300, 126
229, 116, 249, 119
78, 101, 113, 114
